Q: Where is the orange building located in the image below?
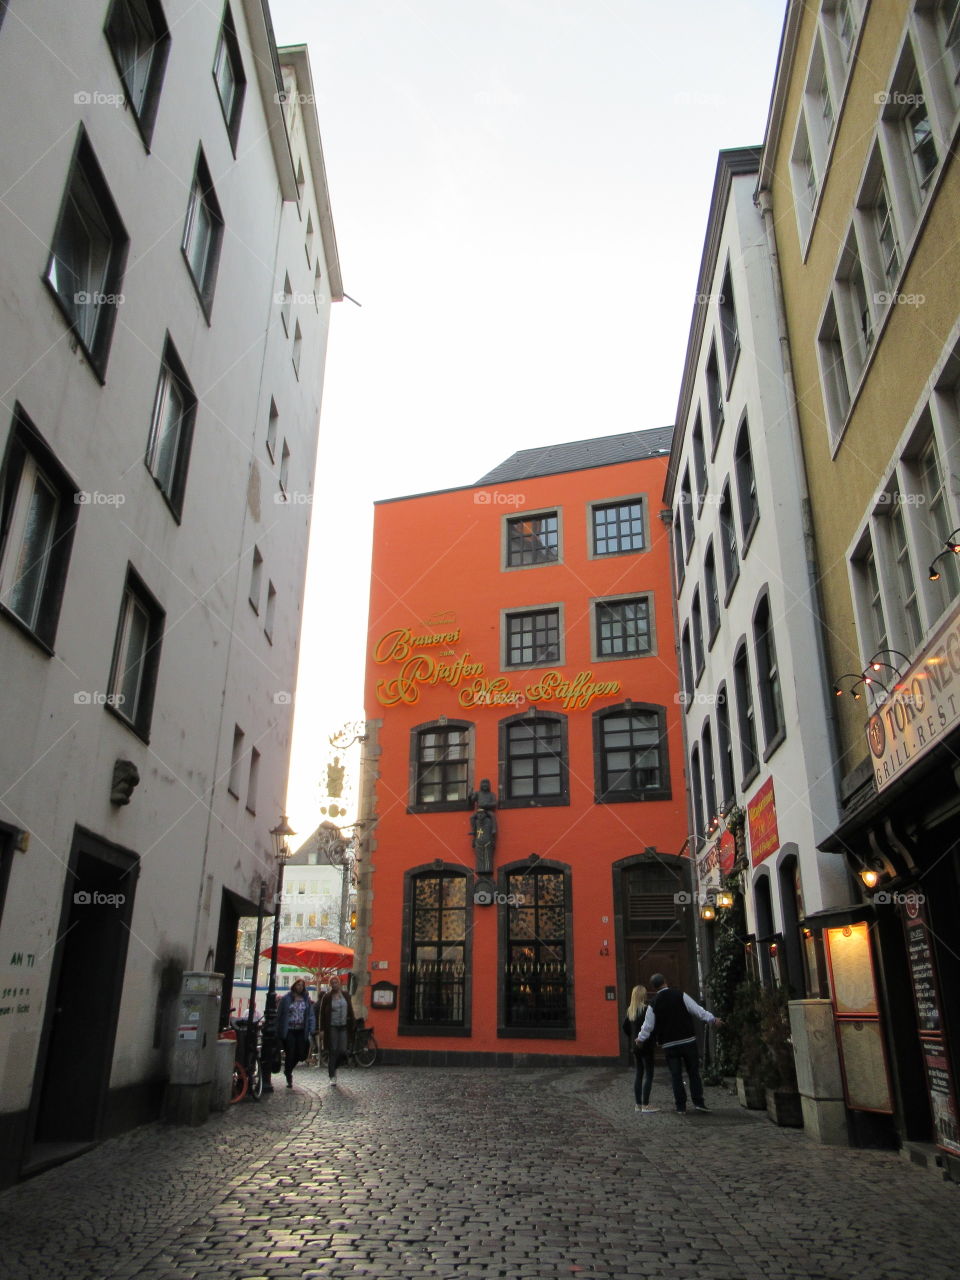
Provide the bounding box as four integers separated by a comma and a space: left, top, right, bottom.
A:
355, 429, 694, 1063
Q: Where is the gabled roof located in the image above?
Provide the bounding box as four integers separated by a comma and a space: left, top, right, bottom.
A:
476, 426, 675, 485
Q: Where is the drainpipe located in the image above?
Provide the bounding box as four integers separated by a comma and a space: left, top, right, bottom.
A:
754, 185, 844, 813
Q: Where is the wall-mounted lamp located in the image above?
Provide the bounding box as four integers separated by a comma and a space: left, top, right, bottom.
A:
769, 941, 778, 957
716, 890, 734, 910
700, 904, 716, 921
928, 530, 960, 580
833, 674, 867, 700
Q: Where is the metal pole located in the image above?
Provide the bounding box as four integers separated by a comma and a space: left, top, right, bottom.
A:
246, 879, 267, 1044
261, 858, 286, 1094
338, 850, 351, 946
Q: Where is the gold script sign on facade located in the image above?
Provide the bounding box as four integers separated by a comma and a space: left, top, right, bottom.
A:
373, 624, 621, 710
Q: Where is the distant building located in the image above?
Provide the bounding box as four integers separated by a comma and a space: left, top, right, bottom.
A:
0, 0, 340, 1184
355, 429, 693, 1063
758, 0, 960, 1170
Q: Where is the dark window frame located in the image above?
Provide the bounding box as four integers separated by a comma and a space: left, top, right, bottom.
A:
497, 860, 575, 1038
753, 590, 787, 759
106, 564, 165, 743
407, 719, 474, 813
212, 2, 247, 152
498, 710, 569, 808
181, 147, 224, 322
399, 863, 473, 1037
715, 682, 735, 807
691, 411, 708, 515
734, 416, 760, 551
691, 586, 705, 682
706, 341, 725, 455
43, 127, 129, 383
704, 539, 720, 645
719, 479, 740, 603
144, 334, 197, 522
732, 640, 760, 788
593, 702, 671, 803
689, 742, 704, 845
103, 0, 171, 149
503, 605, 562, 669
504, 508, 561, 569
719, 262, 741, 393
589, 496, 647, 558
592, 593, 654, 661
0, 405, 80, 653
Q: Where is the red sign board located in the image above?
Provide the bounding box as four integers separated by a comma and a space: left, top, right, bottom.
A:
747, 776, 780, 868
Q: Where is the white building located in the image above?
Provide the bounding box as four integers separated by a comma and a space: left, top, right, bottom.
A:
0, 0, 340, 1183
665, 149, 850, 1029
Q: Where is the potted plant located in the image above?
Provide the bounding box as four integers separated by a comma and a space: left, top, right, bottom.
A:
758, 984, 803, 1127
727, 979, 767, 1109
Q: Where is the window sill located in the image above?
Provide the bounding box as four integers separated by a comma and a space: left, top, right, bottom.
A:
723, 571, 739, 608
42, 277, 110, 385
500, 795, 570, 809
694, 661, 705, 688
724, 345, 740, 399
596, 788, 672, 805
397, 1023, 472, 1038
502, 558, 563, 572
593, 647, 653, 664
181, 250, 214, 326
707, 622, 720, 652
0, 602, 55, 656
406, 801, 472, 815
740, 763, 760, 793
741, 513, 759, 558
497, 1026, 575, 1040
106, 699, 150, 745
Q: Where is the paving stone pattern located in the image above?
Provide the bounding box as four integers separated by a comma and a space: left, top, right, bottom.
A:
2, 1066, 958, 1280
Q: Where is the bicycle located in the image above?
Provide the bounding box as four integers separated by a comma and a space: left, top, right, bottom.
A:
229, 1013, 264, 1102
319, 1018, 379, 1069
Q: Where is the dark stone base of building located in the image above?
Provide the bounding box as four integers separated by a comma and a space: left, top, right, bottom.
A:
380, 1049, 623, 1068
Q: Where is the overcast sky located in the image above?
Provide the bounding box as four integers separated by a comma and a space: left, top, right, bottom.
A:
270, 0, 787, 839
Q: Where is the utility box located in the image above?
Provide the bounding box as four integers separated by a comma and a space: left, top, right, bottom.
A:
163, 971, 223, 1125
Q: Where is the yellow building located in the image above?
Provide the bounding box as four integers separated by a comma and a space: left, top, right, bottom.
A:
758, 0, 960, 1172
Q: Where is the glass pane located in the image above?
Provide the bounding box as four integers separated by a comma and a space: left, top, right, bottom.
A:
509, 908, 535, 939
8, 471, 58, 629
538, 873, 564, 905
414, 908, 439, 942
441, 909, 465, 941
117, 595, 150, 714
187, 193, 213, 285
441, 876, 465, 907
151, 371, 184, 494
414, 877, 440, 909
215, 32, 237, 118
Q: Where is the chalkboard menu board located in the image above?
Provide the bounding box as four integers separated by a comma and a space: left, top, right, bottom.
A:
900, 893, 960, 1159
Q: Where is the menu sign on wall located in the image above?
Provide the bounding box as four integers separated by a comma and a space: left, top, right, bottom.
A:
901, 893, 960, 1158
747, 776, 780, 868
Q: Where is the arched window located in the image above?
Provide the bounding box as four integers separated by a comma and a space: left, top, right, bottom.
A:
733, 644, 759, 781
690, 743, 704, 841
704, 540, 720, 641
719, 480, 739, 594
500, 863, 571, 1032
734, 417, 759, 542
715, 683, 734, 805
402, 867, 470, 1030
691, 587, 705, 678
753, 593, 785, 751
594, 703, 671, 802
499, 712, 568, 807
701, 721, 717, 829
681, 624, 694, 705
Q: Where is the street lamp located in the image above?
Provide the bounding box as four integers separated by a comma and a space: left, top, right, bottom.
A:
261, 814, 296, 1093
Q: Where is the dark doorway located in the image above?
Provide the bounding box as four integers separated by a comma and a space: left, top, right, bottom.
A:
28, 829, 138, 1167
618, 858, 694, 996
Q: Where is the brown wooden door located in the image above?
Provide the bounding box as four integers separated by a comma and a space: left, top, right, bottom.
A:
626, 939, 690, 995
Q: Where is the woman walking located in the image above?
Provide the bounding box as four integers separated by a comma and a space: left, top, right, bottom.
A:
623, 984, 659, 1113
277, 978, 316, 1088
319, 975, 356, 1085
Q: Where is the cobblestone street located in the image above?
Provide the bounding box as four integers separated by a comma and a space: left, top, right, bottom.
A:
2, 1066, 958, 1280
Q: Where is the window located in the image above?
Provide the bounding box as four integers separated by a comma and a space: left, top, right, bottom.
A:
411, 722, 472, 810
590, 498, 646, 556
734, 419, 759, 542
406, 871, 467, 1027
593, 595, 652, 659
824, 0, 858, 72
791, 114, 818, 243
833, 230, 874, 388
888, 495, 922, 651
266, 398, 278, 461
705, 344, 724, 447
228, 725, 244, 797
246, 747, 260, 815
715, 684, 734, 804
919, 431, 960, 608
108, 569, 164, 738
504, 867, 570, 1029
295, 913, 303, 927
249, 546, 262, 613
704, 541, 720, 642
505, 510, 559, 567
943, 0, 960, 83
104, 0, 170, 146
701, 722, 717, 830
863, 166, 901, 293
0, 407, 79, 649
719, 482, 739, 597
305, 212, 314, 265
861, 538, 889, 656
44, 129, 129, 377
733, 645, 759, 781
594, 703, 670, 802
689, 744, 704, 842
182, 151, 223, 317
818, 296, 850, 435
280, 274, 292, 335
904, 69, 938, 197
504, 607, 561, 668
279, 439, 290, 493
679, 470, 694, 558
314, 262, 323, 308
753, 594, 786, 752
680, 624, 694, 707
308, 913, 316, 928
719, 265, 740, 384
691, 588, 705, 680
804, 36, 835, 178
292, 320, 302, 378
212, 4, 246, 148
672, 511, 685, 588
295, 158, 305, 205
145, 337, 197, 519
500, 713, 567, 806
691, 414, 707, 512
264, 581, 276, 643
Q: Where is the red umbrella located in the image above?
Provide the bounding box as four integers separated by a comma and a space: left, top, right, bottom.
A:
261, 938, 354, 972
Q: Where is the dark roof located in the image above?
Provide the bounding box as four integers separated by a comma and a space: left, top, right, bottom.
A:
476, 427, 675, 484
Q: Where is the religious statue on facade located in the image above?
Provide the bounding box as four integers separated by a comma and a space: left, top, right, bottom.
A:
469, 779, 498, 874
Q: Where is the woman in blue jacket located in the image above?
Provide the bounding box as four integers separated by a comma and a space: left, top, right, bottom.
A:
277, 978, 316, 1087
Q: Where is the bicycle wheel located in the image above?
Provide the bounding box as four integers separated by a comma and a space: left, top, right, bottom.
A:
230, 1061, 248, 1103
355, 1033, 378, 1068
249, 1055, 263, 1100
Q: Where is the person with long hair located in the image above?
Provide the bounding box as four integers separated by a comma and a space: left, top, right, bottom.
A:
623, 984, 659, 1113
277, 978, 316, 1088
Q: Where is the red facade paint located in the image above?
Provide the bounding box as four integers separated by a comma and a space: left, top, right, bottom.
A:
361, 450, 690, 1061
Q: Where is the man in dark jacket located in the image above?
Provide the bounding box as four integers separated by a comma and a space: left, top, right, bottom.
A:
318, 976, 356, 1085
635, 973, 722, 1114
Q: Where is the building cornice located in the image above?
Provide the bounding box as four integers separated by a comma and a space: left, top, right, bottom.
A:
280, 44, 344, 302
664, 146, 762, 505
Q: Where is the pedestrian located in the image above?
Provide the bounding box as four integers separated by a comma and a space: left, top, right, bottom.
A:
318, 974, 356, 1086
622, 984, 659, 1113
277, 978, 316, 1088
635, 973, 722, 1114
